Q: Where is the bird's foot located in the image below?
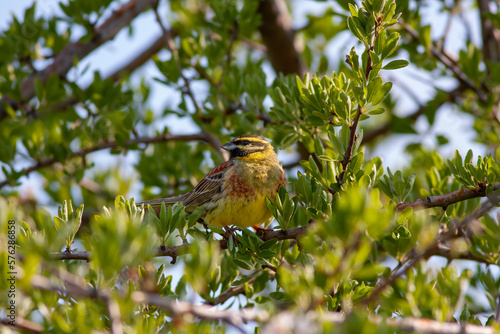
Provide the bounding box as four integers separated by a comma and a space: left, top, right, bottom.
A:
253, 225, 272, 238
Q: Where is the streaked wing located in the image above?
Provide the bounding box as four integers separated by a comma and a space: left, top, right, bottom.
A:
183, 160, 233, 209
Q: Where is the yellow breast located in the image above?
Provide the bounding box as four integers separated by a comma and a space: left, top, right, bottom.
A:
203, 160, 286, 228
204, 193, 273, 228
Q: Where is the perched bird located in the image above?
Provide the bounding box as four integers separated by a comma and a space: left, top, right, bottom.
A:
139, 135, 287, 228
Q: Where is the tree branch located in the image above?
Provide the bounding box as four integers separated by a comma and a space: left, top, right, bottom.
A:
435, 245, 499, 266
30, 273, 124, 334
478, 0, 500, 65
131, 291, 266, 328
209, 271, 276, 306
401, 24, 489, 102
362, 86, 463, 144
365, 200, 497, 306
49, 180, 498, 262
35, 30, 176, 118
254, 223, 310, 241
336, 103, 363, 189
107, 34, 168, 82
153, 5, 201, 115
50, 224, 309, 262
26, 270, 498, 333
30, 271, 266, 330
0, 132, 215, 189
257, 0, 306, 76
335, 21, 379, 192
477, 0, 500, 125
0, 0, 159, 120
396, 183, 500, 212
265, 310, 496, 334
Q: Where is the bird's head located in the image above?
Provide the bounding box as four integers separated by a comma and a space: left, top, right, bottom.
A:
221, 135, 276, 161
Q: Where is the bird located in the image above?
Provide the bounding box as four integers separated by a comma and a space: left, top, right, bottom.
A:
138, 134, 287, 228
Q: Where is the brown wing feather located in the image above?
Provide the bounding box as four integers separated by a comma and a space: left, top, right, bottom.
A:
183, 160, 233, 209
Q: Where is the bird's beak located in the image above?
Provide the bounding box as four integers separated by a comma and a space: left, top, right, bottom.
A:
221, 142, 236, 151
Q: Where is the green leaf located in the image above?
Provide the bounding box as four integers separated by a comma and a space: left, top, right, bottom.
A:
402, 173, 416, 201
381, 33, 400, 59
382, 59, 409, 70
367, 78, 392, 106
280, 132, 298, 149
270, 291, 292, 302
397, 207, 413, 224
347, 17, 365, 44
372, 0, 385, 14
368, 107, 385, 115
306, 115, 326, 127
188, 206, 204, 228
253, 270, 270, 293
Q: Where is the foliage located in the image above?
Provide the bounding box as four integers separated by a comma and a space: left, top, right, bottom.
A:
1, 0, 500, 332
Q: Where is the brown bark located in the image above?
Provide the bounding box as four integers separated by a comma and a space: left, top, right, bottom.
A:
257, 0, 306, 76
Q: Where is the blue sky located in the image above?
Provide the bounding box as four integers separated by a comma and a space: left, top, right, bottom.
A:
1, 0, 497, 327
1, 0, 487, 200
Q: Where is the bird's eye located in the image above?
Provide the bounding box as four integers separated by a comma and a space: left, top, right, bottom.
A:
239, 140, 250, 145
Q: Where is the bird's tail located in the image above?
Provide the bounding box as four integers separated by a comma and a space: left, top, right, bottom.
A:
137, 194, 188, 208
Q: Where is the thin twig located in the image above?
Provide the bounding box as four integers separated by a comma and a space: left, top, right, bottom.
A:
387, 74, 422, 106
210, 271, 276, 306
153, 5, 201, 114
362, 86, 463, 144
334, 19, 379, 191
107, 34, 172, 82
241, 38, 267, 53
31, 273, 123, 333
49, 182, 499, 263
439, 3, 456, 52
402, 24, 489, 102
51, 224, 309, 262
131, 291, 267, 327
435, 245, 498, 266
51, 268, 123, 334
335, 103, 363, 190
225, 20, 239, 66
0, 0, 160, 120
35, 30, 175, 117
31, 271, 264, 330
0, 132, 216, 189
193, 63, 220, 88
282, 159, 302, 170
261, 263, 278, 272
265, 310, 496, 334
396, 182, 500, 212
364, 200, 497, 306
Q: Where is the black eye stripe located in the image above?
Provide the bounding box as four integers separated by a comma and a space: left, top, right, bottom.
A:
228, 140, 271, 159
250, 142, 268, 148
232, 140, 267, 147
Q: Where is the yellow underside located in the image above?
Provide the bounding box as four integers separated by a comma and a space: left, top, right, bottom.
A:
203, 194, 273, 228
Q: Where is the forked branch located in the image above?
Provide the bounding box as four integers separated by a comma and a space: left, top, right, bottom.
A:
0, 0, 159, 120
